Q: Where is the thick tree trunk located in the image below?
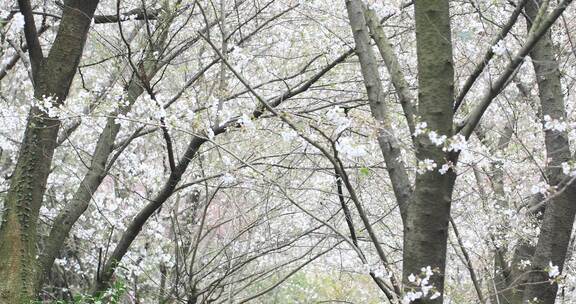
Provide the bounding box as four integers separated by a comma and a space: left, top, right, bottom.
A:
520, 0, 576, 302
0, 1, 99, 302
0, 108, 60, 303
403, 0, 456, 302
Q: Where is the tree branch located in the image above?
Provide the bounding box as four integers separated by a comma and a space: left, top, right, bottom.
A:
453, 0, 528, 112
364, 5, 416, 136
460, 0, 573, 139
17, 0, 44, 82
345, 0, 412, 222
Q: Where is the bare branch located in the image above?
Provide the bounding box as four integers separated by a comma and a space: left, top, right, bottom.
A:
453, 0, 528, 112
17, 0, 44, 81
460, 0, 574, 139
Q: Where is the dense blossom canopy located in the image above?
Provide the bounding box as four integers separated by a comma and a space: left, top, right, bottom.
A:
1, 0, 576, 303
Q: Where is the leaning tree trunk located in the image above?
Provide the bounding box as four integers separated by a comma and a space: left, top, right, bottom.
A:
520, 0, 576, 302
402, 0, 456, 302
0, 1, 99, 303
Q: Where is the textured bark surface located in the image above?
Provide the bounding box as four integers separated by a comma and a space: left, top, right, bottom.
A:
520, 0, 576, 302
345, 0, 412, 224
403, 0, 456, 302
347, 0, 455, 301
0, 1, 99, 302
0, 107, 60, 303
364, 7, 416, 135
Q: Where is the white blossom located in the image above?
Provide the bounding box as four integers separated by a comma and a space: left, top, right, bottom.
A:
13, 13, 25, 31
544, 115, 568, 132
439, 163, 451, 175
220, 172, 236, 185
491, 40, 506, 56
402, 291, 423, 304
445, 134, 468, 152
414, 122, 428, 136
336, 137, 367, 158
428, 131, 447, 146
238, 113, 255, 129
417, 159, 437, 174
280, 129, 298, 142
561, 162, 576, 177
326, 106, 350, 133
548, 262, 560, 278
530, 181, 549, 195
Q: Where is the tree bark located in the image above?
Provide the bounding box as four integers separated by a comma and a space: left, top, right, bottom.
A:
345, 0, 412, 224
0, 1, 99, 302
403, 0, 456, 302
520, 0, 576, 302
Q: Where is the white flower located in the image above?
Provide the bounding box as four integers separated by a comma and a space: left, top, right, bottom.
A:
430, 292, 441, 300
37, 95, 59, 117
519, 259, 531, 270
417, 159, 437, 174
408, 273, 416, 283
362, 264, 371, 274
54, 258, 67, 266
220, 172, 236, 185
326, 106, 350, 133
238, 113, 254, 129
421, 276, 429, 287
13, 13, 25, 31
492, 40, 506, 56
544, 115, 567, 132
414, 122, 428, 136
428, 131, 447, 146
153, 106, 166, 121
187, 109, 196, 121
530, 181, 549, 195
222, 156, 233, 166
548, 262, 560, 278
402, 291, 423, 304
445, 134, 468, 152
422, 266, 434, 277
561, 162, 576, 176
280, 129, 298, 142
422, 285, 433, 296
206, 127, 215, 139
336, 137, 367, 158
562, 162, 571, 175
439, 163, 450, 175
372, 266, 387, 278
0, 10, 10, 19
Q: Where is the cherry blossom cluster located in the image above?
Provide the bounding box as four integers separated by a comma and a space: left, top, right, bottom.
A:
402, 266, 441, 304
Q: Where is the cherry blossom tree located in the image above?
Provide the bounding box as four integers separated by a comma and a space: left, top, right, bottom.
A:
2, 0, 576, 303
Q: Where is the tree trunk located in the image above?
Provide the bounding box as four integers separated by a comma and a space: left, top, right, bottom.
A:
0, 1, 99, 302
521, 0, 576, 302
0, 107, 60, 303
403, 0, 456, 302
